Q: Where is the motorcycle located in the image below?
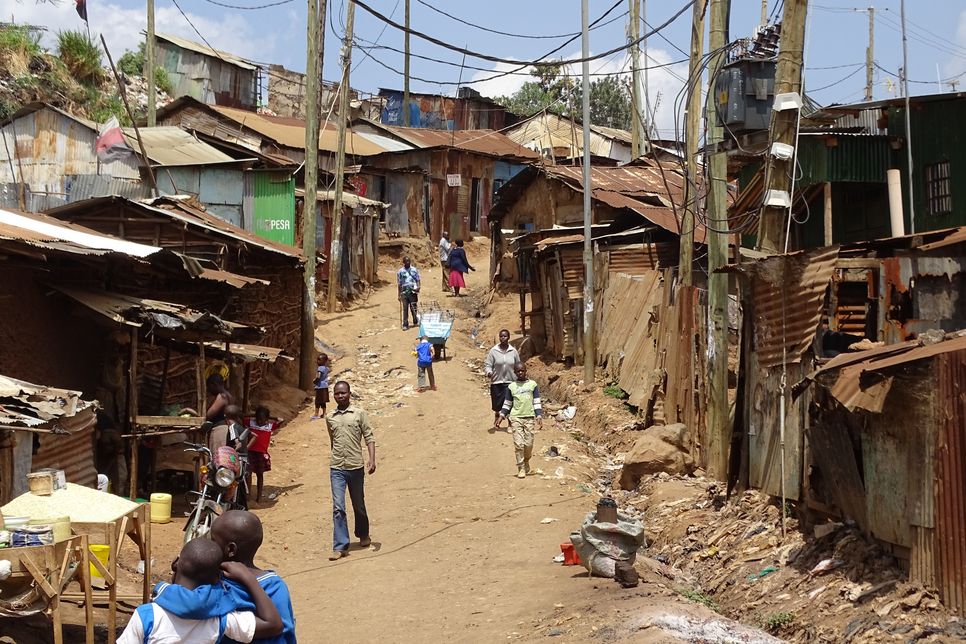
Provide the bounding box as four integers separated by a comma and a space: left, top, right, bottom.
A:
182, 442, 244, 543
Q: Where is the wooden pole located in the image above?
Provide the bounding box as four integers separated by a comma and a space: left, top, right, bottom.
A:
754, 0, 808, 253
403, 0, 411, 127
242, 363, 252, 414
705, 0, 730, 480
629, 0, 644, 159
679, 0, 705, 285
580, 0, 595, 384
101, 35, 158, 197
864, 7, 874, 102
146, 0, 156, 126
327, 0, 355, 313
127, 329, 138, 500
823, 182, 833, 245
301, 0, 323, 389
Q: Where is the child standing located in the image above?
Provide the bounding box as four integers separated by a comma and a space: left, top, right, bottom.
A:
415, 335, 436, 392
246, 405, 275, 504
496, 363, 543, 478
313, 354, 330, 420
225, 405, 250, 510
117, 538, 282, 644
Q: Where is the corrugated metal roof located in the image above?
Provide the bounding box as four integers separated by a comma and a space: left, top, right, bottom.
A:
45, 196, 304, 261
383, 126, 540, 160
155, 32, 257, 71
295, 188, 389, 209
0, 102, 97, 130
211, 105, 390, 156
54, 285, 264, 343
122, 127, 245, 167
0, 375, 94, 428
504, 112, 630, 159
0, 207, 161, 257
201, 341, 292, 363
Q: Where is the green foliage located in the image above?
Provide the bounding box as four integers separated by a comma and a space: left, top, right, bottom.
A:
589, 75, 632, 130
495, 63, 632, 132
154, 66, 173, 95
603, 383, 627, 399
88, 95, 129, 126
117, 43, 145, 76
758, 611, 794, 633
57, 30, 103, 84
678, 588, 720, 612
0, 25, 42, 58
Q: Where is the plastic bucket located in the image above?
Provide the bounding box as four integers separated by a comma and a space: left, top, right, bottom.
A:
29, 516, 71, 542
150, 493, 172, 524
89, 544, 110, 578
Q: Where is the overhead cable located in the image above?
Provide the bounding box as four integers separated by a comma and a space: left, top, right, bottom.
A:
350, 0, 694, 67
414, 0, 626, 40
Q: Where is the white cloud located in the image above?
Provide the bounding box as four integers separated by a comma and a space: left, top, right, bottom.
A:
941, 10, 966, 85
467, 46, 688, 139
0, 0, 272, 63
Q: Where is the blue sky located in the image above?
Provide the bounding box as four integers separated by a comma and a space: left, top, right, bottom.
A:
4, 0, 965, 135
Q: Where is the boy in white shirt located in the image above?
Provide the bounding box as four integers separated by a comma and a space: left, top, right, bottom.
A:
117, 538, 282, 643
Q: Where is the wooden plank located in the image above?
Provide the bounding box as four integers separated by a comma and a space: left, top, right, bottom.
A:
134, 415, 204, 428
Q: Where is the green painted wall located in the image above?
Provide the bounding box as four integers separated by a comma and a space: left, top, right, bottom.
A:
252, 171, 296, 246
889, 98, 966, 232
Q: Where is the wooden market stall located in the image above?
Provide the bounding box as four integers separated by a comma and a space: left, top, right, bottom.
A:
2, 485, 151, 644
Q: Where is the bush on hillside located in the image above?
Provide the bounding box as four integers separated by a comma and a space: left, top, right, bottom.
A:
57, 30, 103, 84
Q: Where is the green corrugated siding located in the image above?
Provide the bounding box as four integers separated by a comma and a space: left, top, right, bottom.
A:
252, 171, 295, 246
889, 99, 966, 231
796, 135, 892, 187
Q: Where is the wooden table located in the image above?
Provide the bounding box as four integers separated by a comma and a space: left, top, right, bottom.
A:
0, 535, 91, 644
61, 503, 152, 644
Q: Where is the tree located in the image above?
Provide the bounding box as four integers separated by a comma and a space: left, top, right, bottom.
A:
495, 64, 632, 131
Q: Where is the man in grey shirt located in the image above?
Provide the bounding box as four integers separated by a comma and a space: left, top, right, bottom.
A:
484, 328, 521, 428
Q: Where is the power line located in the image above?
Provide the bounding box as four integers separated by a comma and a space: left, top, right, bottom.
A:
806, 63, 864, 93
200, 0, 295, 9
414, 0, 627, 40
350, 0, 694, 67
351, 0, 399, 73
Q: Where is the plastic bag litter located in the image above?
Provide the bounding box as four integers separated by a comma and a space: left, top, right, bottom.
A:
570, 511, 646, 578
556, 406, 577, 421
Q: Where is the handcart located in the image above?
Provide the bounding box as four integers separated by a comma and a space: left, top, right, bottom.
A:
417, 304, 455, 360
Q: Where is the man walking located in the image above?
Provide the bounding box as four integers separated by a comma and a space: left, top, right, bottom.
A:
438, 230, 452, 293
397, 256, 420, 330
325, 381, 376, 561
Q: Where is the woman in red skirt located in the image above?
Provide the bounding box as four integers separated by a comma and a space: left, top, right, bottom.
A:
447, 239, 475, 296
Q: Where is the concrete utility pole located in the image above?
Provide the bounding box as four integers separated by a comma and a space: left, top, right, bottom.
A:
146, 0, 156, 126
705, 0, 730, 480
679, 0, 706, 285
864, 7, 874, 102
328, 0, 355, 313
760, 0, 768, 25
301, 0, 324, 389
755, 0, 808, 253
581, 0, 595, 384
628, 0, 645, 158
403, 0, 411, 127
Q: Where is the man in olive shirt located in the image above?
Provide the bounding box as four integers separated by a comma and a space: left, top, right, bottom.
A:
325, 381, 376, 561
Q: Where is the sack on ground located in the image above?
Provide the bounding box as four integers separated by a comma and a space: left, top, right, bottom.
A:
570, 510, 645, 578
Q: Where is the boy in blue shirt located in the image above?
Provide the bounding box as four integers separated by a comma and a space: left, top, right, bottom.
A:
118, 538, 281, 643
212, 510, 297, 644
415, 335, 436, 392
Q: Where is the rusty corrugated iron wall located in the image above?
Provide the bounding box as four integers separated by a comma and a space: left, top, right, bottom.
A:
936, 350, 966, 614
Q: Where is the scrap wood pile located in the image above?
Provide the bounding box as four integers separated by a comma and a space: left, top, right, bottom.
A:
625, 474, 965, 642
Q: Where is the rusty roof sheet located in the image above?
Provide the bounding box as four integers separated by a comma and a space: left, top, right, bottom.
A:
210, 105, 390, 156
198, 267, 268, 288
122, 127, 244, 166
805, 332, 966, 413
54, 285, 264, 343
741, 246, 841, 369
0, 375, 94, 428
155, 32, 257, 71
202, 341, 293, 363
383, 126, 540, 160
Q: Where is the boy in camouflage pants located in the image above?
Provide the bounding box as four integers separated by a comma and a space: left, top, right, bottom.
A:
496, 363, 543, 478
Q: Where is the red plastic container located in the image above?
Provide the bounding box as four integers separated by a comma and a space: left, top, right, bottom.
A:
560, 542, 582, 566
